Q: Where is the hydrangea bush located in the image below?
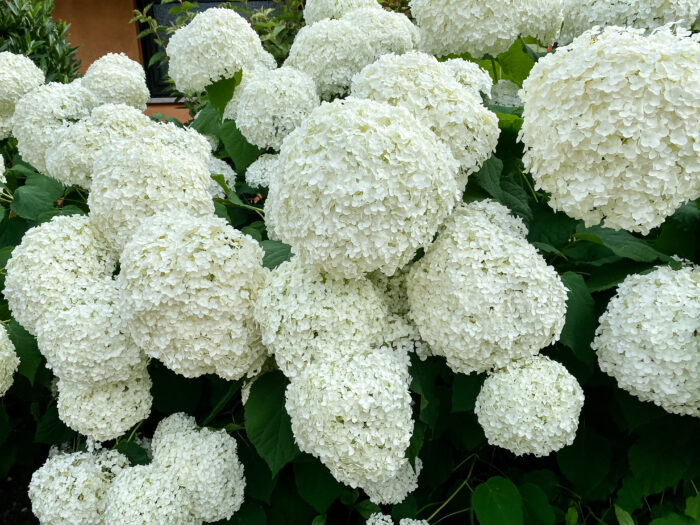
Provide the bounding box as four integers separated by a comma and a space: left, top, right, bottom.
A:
0, 1, 699, 524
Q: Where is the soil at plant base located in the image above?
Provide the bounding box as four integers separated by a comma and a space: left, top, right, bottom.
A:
0, 470, 37, 524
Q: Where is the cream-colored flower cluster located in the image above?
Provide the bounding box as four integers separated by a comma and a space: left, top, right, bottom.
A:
303, 0, 382, 24
592, 265, 700, 417
0, 325, 19, 396
520, 26, 700, 234
0, 51, 44, 139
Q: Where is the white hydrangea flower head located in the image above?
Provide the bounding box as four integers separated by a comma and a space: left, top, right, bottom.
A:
367, 514, 394, 525
225, 67, 320, 150
440, 58, 493, 97
560, 0, 699, 44
286, 348, 414, 487
105, 465, 199, 525
304, 0, 382, 24
151, 413, 246, 522
0, 325, 19, 396
0, 51, 45, 139
120, 212, 268, 380
167, 7, 275, 93
4, 215, 118, 336
81, 53, 149, 110
400, 519, 429, 525
28, 450, 129, 525
475, 356, 585, 456
88, 127, 214, 253
265, 98, 461, 279
362, 458, 422, 505
410, 0, 520, 58
350, 52, 499, 181
519, 26, 700, 234
519, 0, 564, 45
285, 8, 420, 99
57, 370, 153, 442
406, 200, 568, 375
245, 153, 278, 189
592, 265, 700, 417
254, 257, 388, 378
35, 278, 147, 384
208, 156, 237, 199
11, 80, 91, 172
45, 103, 151, 189
488, 79, 522, 107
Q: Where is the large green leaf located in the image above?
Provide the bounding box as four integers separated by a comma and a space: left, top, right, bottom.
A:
35, 404, 74, 445
7, 320, 42, 385
451, 373, 484, 412
520, 483, 554, 525
628, 426, 690, 496
293, 455, 343, 514
11, 185, 55, 220
472, 476, 524, 525
244, 371, 299, 476
220, 120, 263, 175
260, 240, 292, 269
474, 156, 533, 222
115, 441, 150, 466
575, 225, 670, 263
497, 39, 535, 86
206, 73, 241, 116
557, 428, 611, 496
559, 272, 596, 365
614, 505, 635, 525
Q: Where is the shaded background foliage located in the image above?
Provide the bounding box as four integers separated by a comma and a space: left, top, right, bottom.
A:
0, 2, 699, 524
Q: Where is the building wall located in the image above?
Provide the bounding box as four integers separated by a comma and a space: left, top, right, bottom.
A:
52, 0, 190, 121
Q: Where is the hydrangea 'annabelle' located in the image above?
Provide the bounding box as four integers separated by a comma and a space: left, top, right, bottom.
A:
362, 458, 422, 505
303, 0, 381, 24
0, 51, 44, 139
0, 325, 18, 396
81, 53, 149, 110
245, 153, 279, 189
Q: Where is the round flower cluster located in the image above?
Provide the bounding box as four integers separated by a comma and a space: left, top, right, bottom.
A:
303, 0, 381, 24
592, 265, 700, 417
81, 53, 150, 110
285, 7, 420, 99
0, 325, 19, 396
368, 515, 429, 525
488, 80, 522, 107
28, 449, 130, 524
119, 212, 268, 380
265, 97, 461, 279
519, 26, 700, 234
560, 0, 700, 44
224, 66, 320, 150
245, 153, 278, 189
45, 103, 151, 189
286, 348, 414, 487
475, 356, 585, 456
167, 7, 275, 93
362, 458, 422, 505
409, 0, 562, 58
0, 51, 44, 139
350, 52, 499, 181
440, 58, 494, 97
207, 155, 238, 198
88, 124, 214, 253
254, 257, 388, 378
406, 200, 568, 375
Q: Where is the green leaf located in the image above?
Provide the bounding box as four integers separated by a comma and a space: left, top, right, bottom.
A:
685, 494, 700, 521
556, 428, 611, 496
474, 156, 533, 222
244, 371, 299, 476
559, 272, 596, 366
649, 515, 693, 525
615, 476, 644, 514
227, 191, 264, 214
115, 441, 150, 466
11, 185, 55, 220
409, 355, 443, 429
293, 455, 343, 514
150, 364, 203, 415
220, 120, 263, 175
472, 476, 524, 525
7, 320, 42, 385
628, 428, 689, 496
565, 507, 579, 525
520, 483, 554, 525
206, 73, 241, 116
406, 420, 426, 468
190, 102, 221, 139
225, 500, 268, 525
260, 240, 292, 269
574, 226, 670, 263
585, 261, 652, 292
614, 505, 635, 525
238, 442, 277, 504
497, 39, 535, 86
25, 172, 65, 200
0, 406, 11, 447
35, 404, 74, 445
451, 373, 484, 412
354, 500, 381, 519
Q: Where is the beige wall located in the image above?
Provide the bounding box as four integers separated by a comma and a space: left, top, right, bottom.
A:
53, 0, 191, 122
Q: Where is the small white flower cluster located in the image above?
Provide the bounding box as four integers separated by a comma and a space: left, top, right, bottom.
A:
120, 213, 268, 380
224, 66, 320, 150
488, 79, 522, 107
560, 0, 699, 44
475, 356, 585, 456
10, 53, 148, 174
285, 7, 420, 99
303, 0, 381, 24
363, 458, 423, 505
0, 325, 19, 396
350, 51, 499, 181
0, 51, 44, 139
440, 58, 494, 97
367, 514, 429, 525
407, 200, 568, 375
245, 153, 278, 189
166, 7, 276, 93
207, 155, 237, 198
265, 97, 461, 279
28, 449, 130, 524
409, 0, 562, 59
592, 265, 700, 417
519, 25, 700, 234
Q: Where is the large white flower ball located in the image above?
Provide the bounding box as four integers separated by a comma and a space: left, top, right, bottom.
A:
0, 51, 45, 139
520, 26, 700, 234
304, 0, 382, 24
0, 325, 19, 396
592, 265, 700, 417
286, 348, 413, 487
81, 53, 149, 110
265, 97, 461, 279
254, 257, 388, 378
167, 7, 275, 93
475, 356, 585, 456
406, 200, 568, 374
119, 212, 268, 380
